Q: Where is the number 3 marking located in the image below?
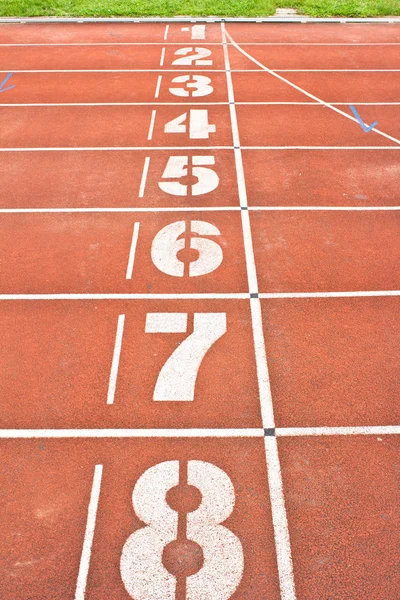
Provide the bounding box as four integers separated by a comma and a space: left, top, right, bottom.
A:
169, 75, 214, 98
145, 312, 226, 401
120, 460, 244, 599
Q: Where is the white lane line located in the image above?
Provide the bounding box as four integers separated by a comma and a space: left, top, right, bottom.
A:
0, 207, 240, 214
225, 28, 400, 147
107, 314, 125, 405
75, 464, 103, 600
259, 291, 400, 299
222, 22, 296, 600
147, 109, 157, 140
138, 156, 150, 197
276, 426, 400, 436
0, 291, 398, 300
251, 298, 275, 429
236, 102, 400, 106
164, 24, 169, 40
160, 47, 166, 66
0, 146, 233, 151
241, 146, 400, 149
154, 74, 162, 98
0, 293, 250, 300
0, 102, 397, 107
222, 22, 258, 293
2, 146, 398, 151
1, 42, 399, 46
1, 427, 398, 438
264, 436, 296, 600
249, 206, 400, 211
126, 222, 140, 279
1, 69, 398, 73
0, 428, 265, 438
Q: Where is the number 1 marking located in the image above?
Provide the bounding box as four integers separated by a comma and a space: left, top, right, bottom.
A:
145, 312, 227, 401
181, 24, 206, 40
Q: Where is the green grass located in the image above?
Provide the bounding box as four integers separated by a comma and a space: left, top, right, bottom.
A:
0, 0, 399, 18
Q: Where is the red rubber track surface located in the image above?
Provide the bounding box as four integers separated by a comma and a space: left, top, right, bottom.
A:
0, 20, 399, 600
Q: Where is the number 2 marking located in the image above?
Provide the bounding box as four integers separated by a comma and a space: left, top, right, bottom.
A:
145, 313, 226, 401
120, 460, 244, 599
172, 47, 213, 66
164, 110, 216, 140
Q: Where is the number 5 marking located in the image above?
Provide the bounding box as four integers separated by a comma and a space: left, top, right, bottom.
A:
120, 460, 244, 599
158, 156, 219, 197
145, 313, 226, 401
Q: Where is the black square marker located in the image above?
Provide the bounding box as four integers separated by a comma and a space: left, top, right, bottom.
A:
250, 293, 259, 298
264, 428, 275, 436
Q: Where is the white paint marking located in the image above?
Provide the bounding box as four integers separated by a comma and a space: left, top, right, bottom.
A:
258, 290, 400, 298
0, 428, 265, 438
0, 146, 233, 152
164, 24, 169, 40
138, 156, 150, 198
241, 146, 400, 150
0, 291, 398, 301
160, 47, 166, 67
224, 28, 400, 146
0, 206, 398, 214
126, 222, 140, 279
107, 314, 125, 405
221, 23, 258, 293
154, 74, 162, 98
276, 426, 400, 436
1, 102, 399, 107
147, 109, 157, 140
75, 464, 103, 600
222, 22, 297, 600
264, 437, 296, 600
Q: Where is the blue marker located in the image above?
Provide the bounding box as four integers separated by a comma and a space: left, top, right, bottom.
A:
350, 105, 378, 133
0, 72, 16, 93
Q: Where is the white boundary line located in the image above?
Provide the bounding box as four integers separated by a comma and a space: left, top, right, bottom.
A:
1, 146, 399, 151
138, 156, 150, 197
0, 426, 398, 438
125, 222, 140, 279
159, 46, 166, 66
2, 69, 399, 73
154, 74, 162, 98
0, 16, 398, 21
0, 291, 398, 300
0, 293, 250, 300
1, 102, 399, 107
147, 109, 157, 140
225, 28, 400, 147
0, 207, 240, 213
0, 206, 398, 213
0, 428, 265, 438
107, 314, 125, 405
2, 42, 400, 46
222, 22, 296, 600
164, 24, 169, 40
276, 426, 400, 436
75, 464, 103, 600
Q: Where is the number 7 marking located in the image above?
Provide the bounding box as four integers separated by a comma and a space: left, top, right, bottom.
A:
145, 312, 227, 401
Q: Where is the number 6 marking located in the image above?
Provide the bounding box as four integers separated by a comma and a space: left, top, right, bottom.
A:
120, 460, 244, 599
145, 312, 226, 401
151, 220, 223, 278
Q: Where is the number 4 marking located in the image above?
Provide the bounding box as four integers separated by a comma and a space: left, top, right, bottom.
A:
145, 312, 227, 401
164, 109, 216, 139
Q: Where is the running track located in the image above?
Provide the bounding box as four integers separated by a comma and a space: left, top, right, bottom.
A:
0, 20, 399, 600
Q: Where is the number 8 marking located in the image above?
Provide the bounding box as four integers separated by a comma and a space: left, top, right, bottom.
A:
120, 460, 244, 599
